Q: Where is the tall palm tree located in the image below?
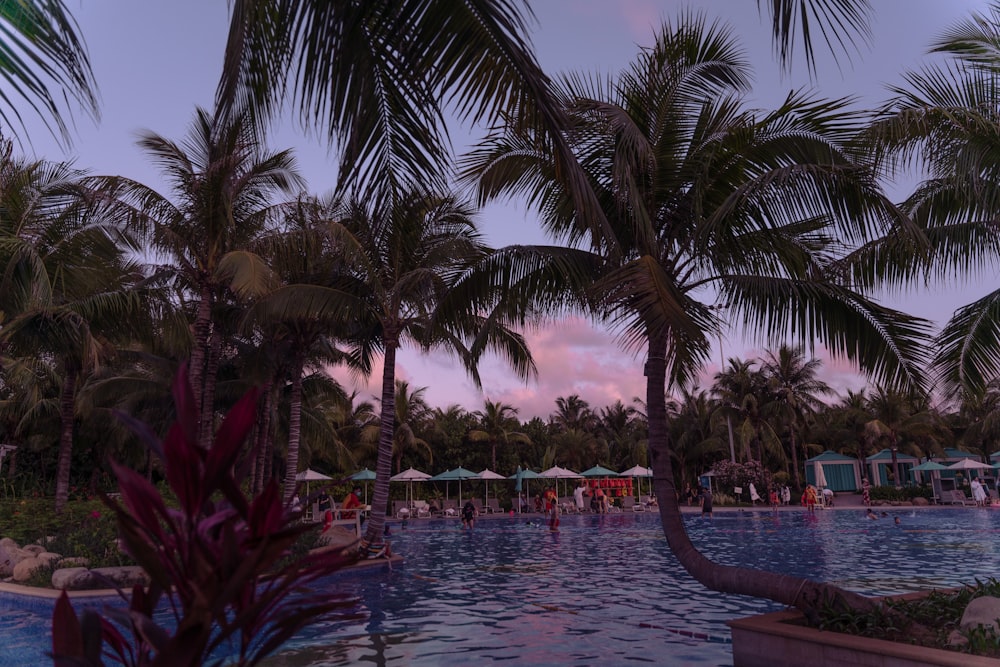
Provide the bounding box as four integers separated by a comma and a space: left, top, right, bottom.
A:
862, 3, 1000, 403
0, 0, 98, 146
761, 344, 833, 489
0, 151, 144, 511
469, 399, 530, 472
712, 358, 773, 463
864, 386, 947, 486
93, 107, 304, 449
321, 186, 533, 548
463, 14, 928, 618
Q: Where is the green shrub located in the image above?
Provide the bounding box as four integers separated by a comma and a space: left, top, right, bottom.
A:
869, 485, 933, 502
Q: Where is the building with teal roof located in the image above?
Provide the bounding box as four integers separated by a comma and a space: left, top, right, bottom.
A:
805, 450, 861, 491
865, 448, 918, 487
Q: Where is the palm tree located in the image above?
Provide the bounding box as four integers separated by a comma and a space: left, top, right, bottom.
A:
761, 345, 833, 489
864, 386, 947, 486
469, 400, 530, 471
94, 107, 304, 449
0, 1, 98, 146
862, 4, 1000, 402
0, 150, 144, 511
712, 358, 774, 463
321, 186, 533, 549
463, 14, 928, 618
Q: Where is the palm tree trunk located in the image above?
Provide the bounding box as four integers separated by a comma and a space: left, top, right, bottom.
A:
54, 365, 78, 513
789, 421, 801, 489
188, 283, 213, 412
363, 340, 397, 549
282, 353, 305, 502
252, 387, 273, 495
198, 328, 222, 449
645, 335, 873, 622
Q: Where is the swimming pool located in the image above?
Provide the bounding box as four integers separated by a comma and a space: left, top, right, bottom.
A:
5, 508, 1000, 666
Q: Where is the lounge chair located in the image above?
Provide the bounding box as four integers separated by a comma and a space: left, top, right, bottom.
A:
393, 500, 411, 519
944, 490, 975, 506
486, 498, 502, 514
440, 499, 459, 517
412, 499, 432, 518
472, 498, 486, 516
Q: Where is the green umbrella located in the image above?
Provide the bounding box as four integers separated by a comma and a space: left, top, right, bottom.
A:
349, 468, 376, 504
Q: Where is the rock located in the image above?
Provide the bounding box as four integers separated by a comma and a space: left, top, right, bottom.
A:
21, 544, 44, 556
36, 552, 62, 567
56, 557, 90, 569
0, 537, 19, 550
946, 629, 969, 647
12, 556, 47, 582
89, 566, 149, 589
960, 596, 1000, 633
51, 567, 95, 590
912, 497, 929, 506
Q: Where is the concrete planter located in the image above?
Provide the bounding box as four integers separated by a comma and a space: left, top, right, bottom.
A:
728, 606, 997, 667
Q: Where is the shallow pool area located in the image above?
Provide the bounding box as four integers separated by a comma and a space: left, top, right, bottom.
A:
6, 508, 1000, 666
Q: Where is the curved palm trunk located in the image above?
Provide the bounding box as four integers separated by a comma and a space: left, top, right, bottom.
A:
363, 341, 397, 548
282, 353, 306, 502
54, 365, 79, 513
645, 338, 872, 622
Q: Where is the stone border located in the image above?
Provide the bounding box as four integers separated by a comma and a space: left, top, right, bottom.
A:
728, 606, 997, 667
0, 553, 403, 602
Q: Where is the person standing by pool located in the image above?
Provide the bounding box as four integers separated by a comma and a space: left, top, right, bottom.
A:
781, 485, 790, 506
573, 481, 586, 513
801, 484, 817, 512
462, 499, 477, 529
862, 478, 871, 507
769, 488, 779, 510
700, 486, 713, 518
544, 486, 560, 530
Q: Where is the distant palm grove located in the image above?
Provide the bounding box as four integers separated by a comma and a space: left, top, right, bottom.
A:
6, 0, 1000, 619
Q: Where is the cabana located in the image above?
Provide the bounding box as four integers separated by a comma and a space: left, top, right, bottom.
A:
865, 449, 918, 487
805, 451, 861, 492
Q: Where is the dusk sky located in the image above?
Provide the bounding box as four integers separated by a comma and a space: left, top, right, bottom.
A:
19, 1, 995, 420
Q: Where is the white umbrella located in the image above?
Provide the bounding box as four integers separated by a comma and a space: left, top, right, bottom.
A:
947, 458, 993, 470
814, 463, 828, 489
619, 465, 653, 502
539, 466, 582, 496
478, 469, 506, 510
390, 467, 431, 508
294, 468, 332, 495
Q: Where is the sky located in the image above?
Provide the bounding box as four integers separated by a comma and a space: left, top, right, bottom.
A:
18, 0, 996, 420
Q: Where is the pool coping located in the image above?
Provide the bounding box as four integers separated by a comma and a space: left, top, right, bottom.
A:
0, 553, 403, 602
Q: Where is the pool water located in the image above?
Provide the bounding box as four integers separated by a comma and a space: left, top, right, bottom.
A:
6, 508, 1000, 666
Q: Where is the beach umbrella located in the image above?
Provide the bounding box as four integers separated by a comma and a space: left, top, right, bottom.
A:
581, 465, 619, 477
814, 463, 828, 489
349, 468, 377, 504
509, 468, 541, 510
390, 467, 431, 507
912, 460, 949, 495
479, 469, 506, 508
540, 466, 582, 496
619, 465, 652, 502
513, 466, 524, 511
294, 468, 332, 496
948, 458, 993, 479
430, 467, 478, 503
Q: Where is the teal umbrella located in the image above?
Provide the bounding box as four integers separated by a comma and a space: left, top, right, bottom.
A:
580, 465, 619, 477
430, 467, 479, 503
509, 468, 541, 511
349, 468, 376, 504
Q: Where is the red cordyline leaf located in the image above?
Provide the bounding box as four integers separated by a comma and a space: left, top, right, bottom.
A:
172, 362, 199, 446
162, 421, 204, 518
248, 479, 285, 538
51, 591, 84, 665
205, 386, 259, 489
110, 461, 171, 543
